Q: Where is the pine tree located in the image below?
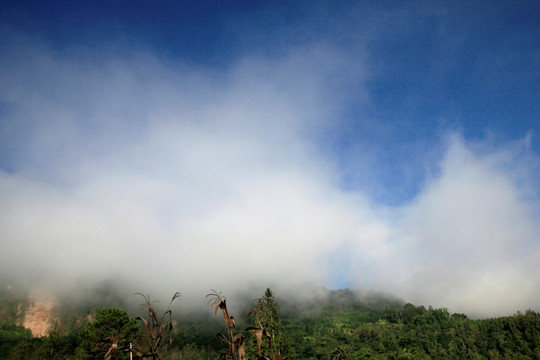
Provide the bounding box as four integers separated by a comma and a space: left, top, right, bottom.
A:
246, 288, 289, 360
80, 308, 139, 360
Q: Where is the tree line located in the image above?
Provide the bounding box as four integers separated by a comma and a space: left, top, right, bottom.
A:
1, 287, 540, 359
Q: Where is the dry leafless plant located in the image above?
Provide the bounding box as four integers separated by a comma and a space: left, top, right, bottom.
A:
206, 290, 246, 360
131, 292, 181, 360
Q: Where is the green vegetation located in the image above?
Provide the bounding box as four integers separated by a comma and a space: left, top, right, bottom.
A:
1, 286, 540, 359
78, 308, 139, 359
245, 288, 289, 360
285, 300, 540, 359
205, 288, 289, 360
0, 324, 33, 358
0, 283, 28, 326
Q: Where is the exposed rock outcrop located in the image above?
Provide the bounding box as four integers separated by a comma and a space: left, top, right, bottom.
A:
23, 294, 58, 337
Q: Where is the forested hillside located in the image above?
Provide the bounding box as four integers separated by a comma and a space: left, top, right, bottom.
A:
1, 285, 539, 359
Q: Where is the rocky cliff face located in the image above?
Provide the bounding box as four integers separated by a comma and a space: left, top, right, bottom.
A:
23, 295, 57, 337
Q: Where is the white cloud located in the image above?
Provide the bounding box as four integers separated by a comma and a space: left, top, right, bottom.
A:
366, 135, 540, 317
0, 34, 372, 306
1, 33, 540, 317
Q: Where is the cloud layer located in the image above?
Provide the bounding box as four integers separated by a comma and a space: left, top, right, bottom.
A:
1, 31, 539, 317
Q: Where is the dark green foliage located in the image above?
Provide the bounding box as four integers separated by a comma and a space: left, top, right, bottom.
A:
79, 308, 139, 359
172, 312, 225, 352
1, 287, 540, 359
0, 323, 32, 358
1, 323, 81, 360
285, 302, 540, 360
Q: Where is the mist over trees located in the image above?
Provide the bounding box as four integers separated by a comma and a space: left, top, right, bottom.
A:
1, 284, 540, 359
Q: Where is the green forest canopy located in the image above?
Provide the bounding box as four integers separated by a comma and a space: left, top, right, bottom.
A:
1, 286, 539, 359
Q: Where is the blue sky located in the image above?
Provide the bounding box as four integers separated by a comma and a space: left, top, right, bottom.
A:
1, 1, 540, 317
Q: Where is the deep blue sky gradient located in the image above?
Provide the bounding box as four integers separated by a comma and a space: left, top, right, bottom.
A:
2, 1, 540, 204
